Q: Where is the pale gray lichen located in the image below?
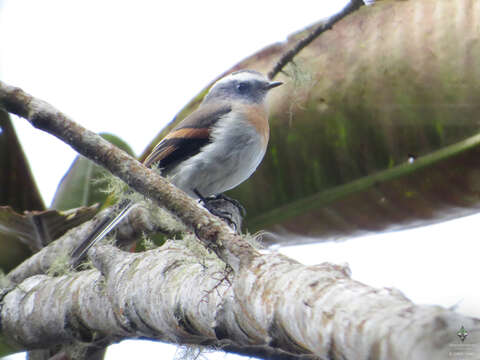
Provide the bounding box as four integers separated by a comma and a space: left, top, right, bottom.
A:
47, 249, 73, 277
140, 233, 156, 250
283, 60, 318, 125
182, 234, 222, 264
243, 231, 266, 250
174, 344, 211, 360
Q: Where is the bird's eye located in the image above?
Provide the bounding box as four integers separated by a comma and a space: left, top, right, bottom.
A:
236, 82, 250, 93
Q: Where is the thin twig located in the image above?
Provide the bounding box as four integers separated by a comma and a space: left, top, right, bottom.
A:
268, 0, 365, 80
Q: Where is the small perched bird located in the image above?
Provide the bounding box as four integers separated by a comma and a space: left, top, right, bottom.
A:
71, 70, 282, 265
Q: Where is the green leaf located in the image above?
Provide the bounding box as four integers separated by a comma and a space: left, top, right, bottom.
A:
154, 0, 480, 245
234, 0, 480, 243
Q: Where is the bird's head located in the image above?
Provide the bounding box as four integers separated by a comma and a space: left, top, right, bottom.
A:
202, 70, 282, 105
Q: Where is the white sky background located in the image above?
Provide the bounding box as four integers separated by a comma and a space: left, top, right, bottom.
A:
1, 1, 479, 359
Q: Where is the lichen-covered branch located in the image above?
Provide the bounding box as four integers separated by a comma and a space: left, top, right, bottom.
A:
5, 201, 184, 285
2, 242, 477, 359
0, 80, 258, 271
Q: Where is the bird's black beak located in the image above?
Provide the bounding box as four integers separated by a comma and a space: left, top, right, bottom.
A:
265, 81, 283, 90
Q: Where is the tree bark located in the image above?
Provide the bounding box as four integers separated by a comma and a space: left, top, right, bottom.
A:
3, 241, 477, 360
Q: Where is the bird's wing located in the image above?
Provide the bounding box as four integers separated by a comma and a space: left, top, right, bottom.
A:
143, 104, 232, 170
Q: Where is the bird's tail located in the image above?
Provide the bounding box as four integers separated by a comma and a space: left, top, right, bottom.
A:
71, 199, 135, 267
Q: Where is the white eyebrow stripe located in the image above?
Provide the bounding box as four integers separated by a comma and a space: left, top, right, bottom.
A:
214, 71, 266, 87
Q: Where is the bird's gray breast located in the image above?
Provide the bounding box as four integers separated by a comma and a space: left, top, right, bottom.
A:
168, 112, 266, 197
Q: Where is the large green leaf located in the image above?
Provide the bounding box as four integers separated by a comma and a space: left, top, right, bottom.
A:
140, 0, 480, 244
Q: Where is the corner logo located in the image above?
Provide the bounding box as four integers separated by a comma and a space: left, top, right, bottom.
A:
457, 325, 468, 342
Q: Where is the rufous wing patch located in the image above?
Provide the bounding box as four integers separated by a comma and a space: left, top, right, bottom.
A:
143, 127, 211, 168
164, 127, 210, 140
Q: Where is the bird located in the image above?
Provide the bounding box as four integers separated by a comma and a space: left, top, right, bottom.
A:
71, 70, 282, 266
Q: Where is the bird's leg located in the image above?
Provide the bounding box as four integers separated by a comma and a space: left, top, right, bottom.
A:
210, 193, 246, 217
194, 189, 238, 230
